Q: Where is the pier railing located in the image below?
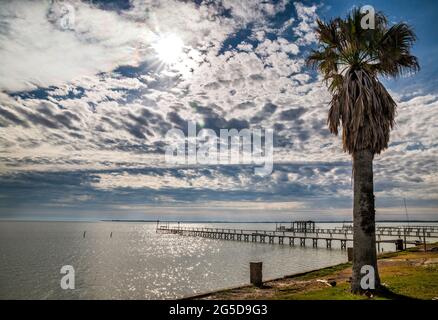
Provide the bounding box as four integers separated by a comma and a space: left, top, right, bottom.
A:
276, 224, 438, 238
156, 224, 436, 251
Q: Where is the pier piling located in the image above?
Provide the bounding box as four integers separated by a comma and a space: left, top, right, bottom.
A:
347, 247, 353, 261
395, 239, 404, 251
250, 262, 263, 287
156, 223, 437, 251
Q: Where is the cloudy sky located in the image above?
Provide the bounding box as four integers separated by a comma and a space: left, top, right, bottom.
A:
0, 0, 437, 221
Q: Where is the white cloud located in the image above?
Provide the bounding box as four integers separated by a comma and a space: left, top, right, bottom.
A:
293, 2, 319, 45
0, 0, 153, 92
0, 1, 436, 218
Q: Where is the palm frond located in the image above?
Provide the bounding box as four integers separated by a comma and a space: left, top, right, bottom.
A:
332, 69, 396, 154
374, 23, 420, 77
306, 8, 419, 154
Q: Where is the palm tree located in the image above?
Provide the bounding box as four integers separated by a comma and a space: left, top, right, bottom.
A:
307, 8, 419, 293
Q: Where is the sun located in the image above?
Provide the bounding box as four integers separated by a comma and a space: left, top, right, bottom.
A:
152, 34, 184, 65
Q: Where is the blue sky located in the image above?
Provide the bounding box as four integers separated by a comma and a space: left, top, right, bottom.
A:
0, 0, 437, 221
322, 0, 438, 94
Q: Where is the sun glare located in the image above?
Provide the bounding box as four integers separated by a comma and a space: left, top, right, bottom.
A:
152, 34, 184, 64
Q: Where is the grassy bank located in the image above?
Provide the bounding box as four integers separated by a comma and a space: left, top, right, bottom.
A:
197, 243, 438, 300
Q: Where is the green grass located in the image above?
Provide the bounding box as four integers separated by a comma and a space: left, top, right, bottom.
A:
200, 244, 438, 300
290, 262, 351, 281
379, 265, 438, 300
284, 283, 375, 300
275, 259, 438, 300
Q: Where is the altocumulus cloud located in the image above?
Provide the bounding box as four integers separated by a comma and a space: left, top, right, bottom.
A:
0, 0, 437, 220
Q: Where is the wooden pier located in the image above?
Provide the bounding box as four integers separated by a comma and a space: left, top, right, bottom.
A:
276, 223, 438, 238
156, 224, 438, 250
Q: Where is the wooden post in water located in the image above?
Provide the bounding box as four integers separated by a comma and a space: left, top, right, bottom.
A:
250, 262, 263, 287
403, 228, 407, 250
423, 229, 427, 252
395, 239, 403, 251
347, 247, 353, 262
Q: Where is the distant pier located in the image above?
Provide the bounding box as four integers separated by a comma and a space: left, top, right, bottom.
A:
156, 222, 438, 251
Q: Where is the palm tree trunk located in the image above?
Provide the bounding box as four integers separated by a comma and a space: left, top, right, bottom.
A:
351, 149, 381, 293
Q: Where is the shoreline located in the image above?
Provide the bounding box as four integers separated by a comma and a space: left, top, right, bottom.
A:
184, 243, 438, 300
180, 263, 351, 300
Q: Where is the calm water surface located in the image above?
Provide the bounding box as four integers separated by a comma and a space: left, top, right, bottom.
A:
0, 221, 433, 299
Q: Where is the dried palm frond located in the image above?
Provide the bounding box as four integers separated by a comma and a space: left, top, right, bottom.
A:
306, 8, 419, 155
